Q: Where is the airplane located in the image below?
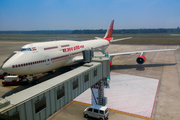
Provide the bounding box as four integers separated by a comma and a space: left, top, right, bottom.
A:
1, 20, 178, 75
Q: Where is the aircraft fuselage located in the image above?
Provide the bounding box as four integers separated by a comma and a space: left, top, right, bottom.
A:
2, 39, 109, 75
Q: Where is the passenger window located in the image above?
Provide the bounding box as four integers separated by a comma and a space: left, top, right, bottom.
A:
100, 110, 104, 114
88, 108, 92, 112
94, 109, 98, 113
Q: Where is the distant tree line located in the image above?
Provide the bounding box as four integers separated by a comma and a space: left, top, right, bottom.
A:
0, 28, 180, 34
72, 28, 180, 34
0, 30, 72, 34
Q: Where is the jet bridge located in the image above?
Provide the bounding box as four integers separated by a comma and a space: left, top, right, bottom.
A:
0, 51, 110, 120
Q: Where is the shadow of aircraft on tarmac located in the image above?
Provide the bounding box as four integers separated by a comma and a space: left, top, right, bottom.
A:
111, 63, 177, 71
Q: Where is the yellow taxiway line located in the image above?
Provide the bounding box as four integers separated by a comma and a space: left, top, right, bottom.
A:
118, 48, 123, 52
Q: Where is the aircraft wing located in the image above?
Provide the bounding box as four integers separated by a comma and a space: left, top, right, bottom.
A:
109, 46, 178, 57
110, 37, 132, 42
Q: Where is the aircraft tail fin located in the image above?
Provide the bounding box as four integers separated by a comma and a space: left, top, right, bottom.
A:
103, 20, 114, 42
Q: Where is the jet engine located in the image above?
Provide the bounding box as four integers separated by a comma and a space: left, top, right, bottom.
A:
136, 55, 146, 64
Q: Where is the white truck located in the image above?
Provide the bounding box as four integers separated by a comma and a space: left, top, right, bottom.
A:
84, 105, 109, 120
2, 75, 28, 86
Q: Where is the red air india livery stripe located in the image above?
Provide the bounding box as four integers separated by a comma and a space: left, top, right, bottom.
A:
44, 46, 58, 50
61, 45, 69, 47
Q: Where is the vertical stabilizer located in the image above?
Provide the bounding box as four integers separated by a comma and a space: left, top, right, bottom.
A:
103, 20, 114, 42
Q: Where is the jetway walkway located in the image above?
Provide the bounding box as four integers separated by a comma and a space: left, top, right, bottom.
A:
0, 51, 109, 120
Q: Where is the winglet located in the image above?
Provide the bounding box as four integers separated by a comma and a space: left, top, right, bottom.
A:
103, 20, 114, 42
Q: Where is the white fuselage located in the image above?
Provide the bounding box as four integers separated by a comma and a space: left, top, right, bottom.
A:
2, 39, 109, 75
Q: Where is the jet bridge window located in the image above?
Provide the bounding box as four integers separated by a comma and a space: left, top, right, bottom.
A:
57, 86, 65, 100
84, 74, 89, 83
11, 112, 20, 120
35, 98, 46, 113
73, 79, 78, 90
94, 69, 97, 77
19, 48, 32, 51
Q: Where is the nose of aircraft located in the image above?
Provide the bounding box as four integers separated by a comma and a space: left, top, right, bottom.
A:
2, 62, 13, 73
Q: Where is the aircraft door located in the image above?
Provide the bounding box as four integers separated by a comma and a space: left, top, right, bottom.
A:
45, 56, 51, 65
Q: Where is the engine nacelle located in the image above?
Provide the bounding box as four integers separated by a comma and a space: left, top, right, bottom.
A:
136, 55, 146, 64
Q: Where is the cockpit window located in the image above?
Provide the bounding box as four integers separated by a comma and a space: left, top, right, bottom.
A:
19, 48, 32, 51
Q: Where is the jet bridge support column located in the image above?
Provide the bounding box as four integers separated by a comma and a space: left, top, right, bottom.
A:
91, 80, 107, 106
98, 80, 104, 105
91, 53, 109, 106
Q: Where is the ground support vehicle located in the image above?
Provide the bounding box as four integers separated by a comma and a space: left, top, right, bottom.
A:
84, 105, 109, 120
2, 75, 28, 86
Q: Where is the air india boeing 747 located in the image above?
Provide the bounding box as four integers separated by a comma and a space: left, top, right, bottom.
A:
1, 20, 177, 75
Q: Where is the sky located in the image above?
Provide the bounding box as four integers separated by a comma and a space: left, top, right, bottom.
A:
0, 0, 180, 30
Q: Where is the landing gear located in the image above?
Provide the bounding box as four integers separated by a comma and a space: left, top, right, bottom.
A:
31, 79, 39, 85
29, 76, 39, 85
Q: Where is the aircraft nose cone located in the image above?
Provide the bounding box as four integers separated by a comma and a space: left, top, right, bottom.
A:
2, 62, 12, 73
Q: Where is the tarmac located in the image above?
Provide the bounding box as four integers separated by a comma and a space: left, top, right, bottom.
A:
74, 73, 159, 118
0, 41, 180, 120
107, 44, 180, 120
